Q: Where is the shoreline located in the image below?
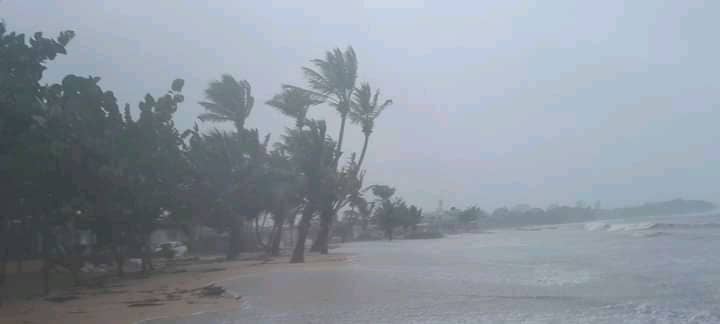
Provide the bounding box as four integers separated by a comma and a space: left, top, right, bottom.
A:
0, 254, 349, 324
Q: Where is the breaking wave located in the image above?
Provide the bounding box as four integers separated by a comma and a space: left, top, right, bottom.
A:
585, 221, 720, 232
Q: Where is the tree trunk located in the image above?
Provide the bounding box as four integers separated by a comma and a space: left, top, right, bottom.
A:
0, 215, 8, 286
227, 216, 244, 260
310, 205, 332, 254
269, 223, 282, 257
290, 206, 314, 263
335, 113, 348, 162
254, 216, 268, 250
356, 133, 370, 170
386, 228, 393, 241
140, 236, 153, 275
41, 230, 50, 295
110, 242, 124, 277
66, 218, 81, 285
0, 246, 8, 286
269, 214, 284, 257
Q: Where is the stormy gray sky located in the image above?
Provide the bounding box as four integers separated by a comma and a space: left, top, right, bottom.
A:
3, 0, 719, 210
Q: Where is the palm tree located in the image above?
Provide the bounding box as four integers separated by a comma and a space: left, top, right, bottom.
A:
266, 87, 323, 129
289, 46, 358, 160
349, 82, 393, 169
198, 75, 254, 132
187, 128, 269, 260
280, 120, 337, 263
264, 150, 304, 256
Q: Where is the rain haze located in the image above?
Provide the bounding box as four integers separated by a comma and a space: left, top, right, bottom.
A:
5, 1, 720, 324
3, 0, 720, 210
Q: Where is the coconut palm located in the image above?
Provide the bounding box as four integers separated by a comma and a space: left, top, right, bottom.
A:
186, 127, 269, 260
266, 87, 323, 129
198, 75, 254, 131
263, 150, 304, 256
349, 82, 393, 169
279, 120, 337, 263
288, 46, 358, 160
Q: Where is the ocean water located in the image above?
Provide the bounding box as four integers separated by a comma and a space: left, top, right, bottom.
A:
148, 213, 720, 323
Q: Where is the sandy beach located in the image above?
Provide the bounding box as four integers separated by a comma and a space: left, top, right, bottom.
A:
0, 254, 348, 324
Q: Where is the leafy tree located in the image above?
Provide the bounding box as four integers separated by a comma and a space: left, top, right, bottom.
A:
263, 149, 304, 256
456, 206, 486, 230
185, 128, 269, 259
0, 23, 75, 288
121, 80, 187, 271
370, 185, 399, 240
193, 75, 271, 259
406, 205, 423, 231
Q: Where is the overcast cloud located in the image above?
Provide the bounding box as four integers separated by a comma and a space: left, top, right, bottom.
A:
3, 0, 719, 210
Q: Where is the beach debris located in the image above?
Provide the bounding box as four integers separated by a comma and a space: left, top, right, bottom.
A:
45, 295, 80, 303
126, 297, 164, 307
193, 283, 226, 297
128, 302, 164, 307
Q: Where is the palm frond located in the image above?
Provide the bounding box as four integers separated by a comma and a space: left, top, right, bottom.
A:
198, 74, 254, 130
349, 82, 392, 134
198, 112, 232, 123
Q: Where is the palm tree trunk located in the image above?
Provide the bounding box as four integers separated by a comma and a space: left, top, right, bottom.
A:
0, 245, 8, 287
233, 120, 245, 133
227, 216, 245, 260
254, 216, 268, 250
269, 210, 287, 256
356, 132, 370, 169
334, 113, 348, 162
111, 242, 124, 277
41, 227, 51, 295
310, 203, 334, 254
0, 214, 8, 286
269, 221, 284, 257
290, 205, 315, 263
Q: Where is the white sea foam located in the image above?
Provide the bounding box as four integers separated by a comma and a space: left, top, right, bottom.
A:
585, 221, 720, 233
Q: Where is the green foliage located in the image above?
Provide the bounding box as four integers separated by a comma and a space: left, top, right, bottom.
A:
198, 74, 254, 131
370, 185, 396, 200
267, 86, 323, 128
368, 185, 421, 239
1, 19, 403, 276
456, 206, 486, 225
350, 83, 392, 135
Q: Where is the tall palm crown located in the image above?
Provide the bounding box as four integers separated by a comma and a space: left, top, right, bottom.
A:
301, 47, 358, 110
266, 87, 323, 128
350, 83, 392, 136
349, 82, 392, 168
280, 120, 337, 204
292, 47, 358, 158
198, 74, 254, 131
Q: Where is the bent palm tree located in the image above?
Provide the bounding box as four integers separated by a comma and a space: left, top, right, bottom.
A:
198, 75, 254, 132
266, 87, 323, 129
288, 46, 357, 160
349, 82, 393, 169
280, 120, 337, 263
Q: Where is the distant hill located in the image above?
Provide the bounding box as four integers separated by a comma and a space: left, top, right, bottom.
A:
602, 199, 716, 219
473, 198, 716, 229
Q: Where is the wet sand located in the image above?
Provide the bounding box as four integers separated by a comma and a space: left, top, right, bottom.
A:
0, 254, 348, 324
